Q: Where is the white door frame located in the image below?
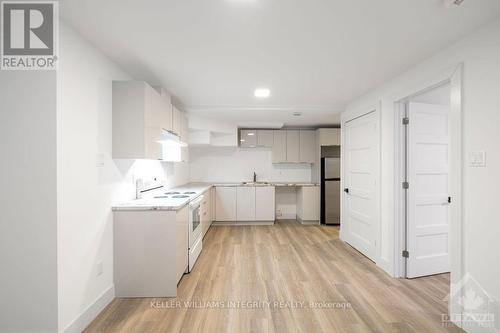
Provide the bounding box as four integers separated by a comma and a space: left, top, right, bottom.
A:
340, 102, 381, 264
393, 64, 464, 326
395, 83, 452, 277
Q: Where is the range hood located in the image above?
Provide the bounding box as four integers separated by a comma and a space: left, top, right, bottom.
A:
158, 130, 188, 147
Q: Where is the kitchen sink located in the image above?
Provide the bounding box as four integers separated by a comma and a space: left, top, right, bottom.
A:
241, 181, 270, 186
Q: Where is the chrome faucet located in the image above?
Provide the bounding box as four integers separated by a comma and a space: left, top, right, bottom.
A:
253, 172, 257, 182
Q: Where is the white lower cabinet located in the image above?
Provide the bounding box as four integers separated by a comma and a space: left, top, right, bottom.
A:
255, 186, 275, 221
215, 186, 237, 221
201, 189, 212, 237
215, 186, 276, 223
237, 187, 256, 221
176, 206, 189, 283
296, 186, 320, 223
113, 205, 188, 298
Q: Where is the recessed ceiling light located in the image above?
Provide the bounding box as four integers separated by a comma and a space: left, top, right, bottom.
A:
254, 88, 270, 98
247, 132, 255, 136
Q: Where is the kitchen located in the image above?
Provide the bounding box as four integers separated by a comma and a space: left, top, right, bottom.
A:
110, 79, 342, 297
3, 1, 499, 332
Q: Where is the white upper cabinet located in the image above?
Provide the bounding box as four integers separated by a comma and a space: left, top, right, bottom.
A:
240, 129, 258, 147
154, 87, 173, 133
272, 130, 287, 163
286, 130, 300, 163
299, 130, 316, 163
257, 130, 274, 147
180, 112, 189, 143
238, 128, 317, 164
318, 128, 341, 146
113, 80, 164, 160
172, 106, 182, 136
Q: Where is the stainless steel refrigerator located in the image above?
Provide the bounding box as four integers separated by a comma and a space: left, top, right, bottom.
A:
321, 146, 341, 225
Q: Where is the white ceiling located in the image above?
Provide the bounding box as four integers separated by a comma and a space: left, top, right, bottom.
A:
60, 0, 500, 126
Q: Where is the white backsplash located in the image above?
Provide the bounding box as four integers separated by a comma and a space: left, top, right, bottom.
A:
188, 146, 312, 183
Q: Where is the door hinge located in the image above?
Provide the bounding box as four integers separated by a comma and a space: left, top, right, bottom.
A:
402, 117, 409, 125
402, 250, 409, 258
402, 182, 409, 189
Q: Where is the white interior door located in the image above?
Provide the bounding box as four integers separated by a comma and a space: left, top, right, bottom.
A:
343, 111, 378, 261
407, 102, 450, 278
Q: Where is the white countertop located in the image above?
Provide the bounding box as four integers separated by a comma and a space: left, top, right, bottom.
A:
112, 182, 318, 211
212, 182, 319, 187
112, 183, 212, 211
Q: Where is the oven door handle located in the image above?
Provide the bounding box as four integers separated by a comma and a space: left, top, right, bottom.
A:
190, 196, 204, 208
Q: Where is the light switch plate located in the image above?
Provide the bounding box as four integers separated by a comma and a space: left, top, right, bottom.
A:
469, 151, 486, 167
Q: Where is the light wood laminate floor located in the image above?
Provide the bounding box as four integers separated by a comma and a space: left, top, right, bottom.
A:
85, 220, 462, 333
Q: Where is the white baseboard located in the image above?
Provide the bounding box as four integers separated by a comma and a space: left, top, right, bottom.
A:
296, 216, 320, 225
276, 213, 296, 220
61, 285, 115, 333
212, 221, 274, 226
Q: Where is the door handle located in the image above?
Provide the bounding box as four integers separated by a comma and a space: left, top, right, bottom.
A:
344, 188, 349, 194
448, 196, 451, 204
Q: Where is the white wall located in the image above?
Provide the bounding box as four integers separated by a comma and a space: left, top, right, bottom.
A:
189, 146, 312, 183
342, 18, 500, 330
57, 22, 189, 333
0, 72, 59, 331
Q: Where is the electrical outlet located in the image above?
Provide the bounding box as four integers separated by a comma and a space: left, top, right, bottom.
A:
96, 261, 103, 277
276, 209, 282, 217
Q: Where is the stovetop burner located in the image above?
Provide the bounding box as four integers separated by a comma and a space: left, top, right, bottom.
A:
183, 191, 196, 194
165, 191, 180, 195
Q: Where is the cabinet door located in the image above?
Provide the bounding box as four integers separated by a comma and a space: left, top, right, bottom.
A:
215, 187, 237, 221
201, 190, 212, 237
237, 187, 256, 221
272, 130, 287, 163
156, 88, 173, 132
240, 130, 258, 147
257, 130, 274, 147
144, 84, 161, 128
299, 186, 320, 221
144, 127, 162, 160
255, 186, 275, 221
180, 113, 189, 143
172, 106, 182, 136
299, 130, 316, 163
286, 130, 300, 163
176, 205, 189, 283
318, 128, 341, 146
